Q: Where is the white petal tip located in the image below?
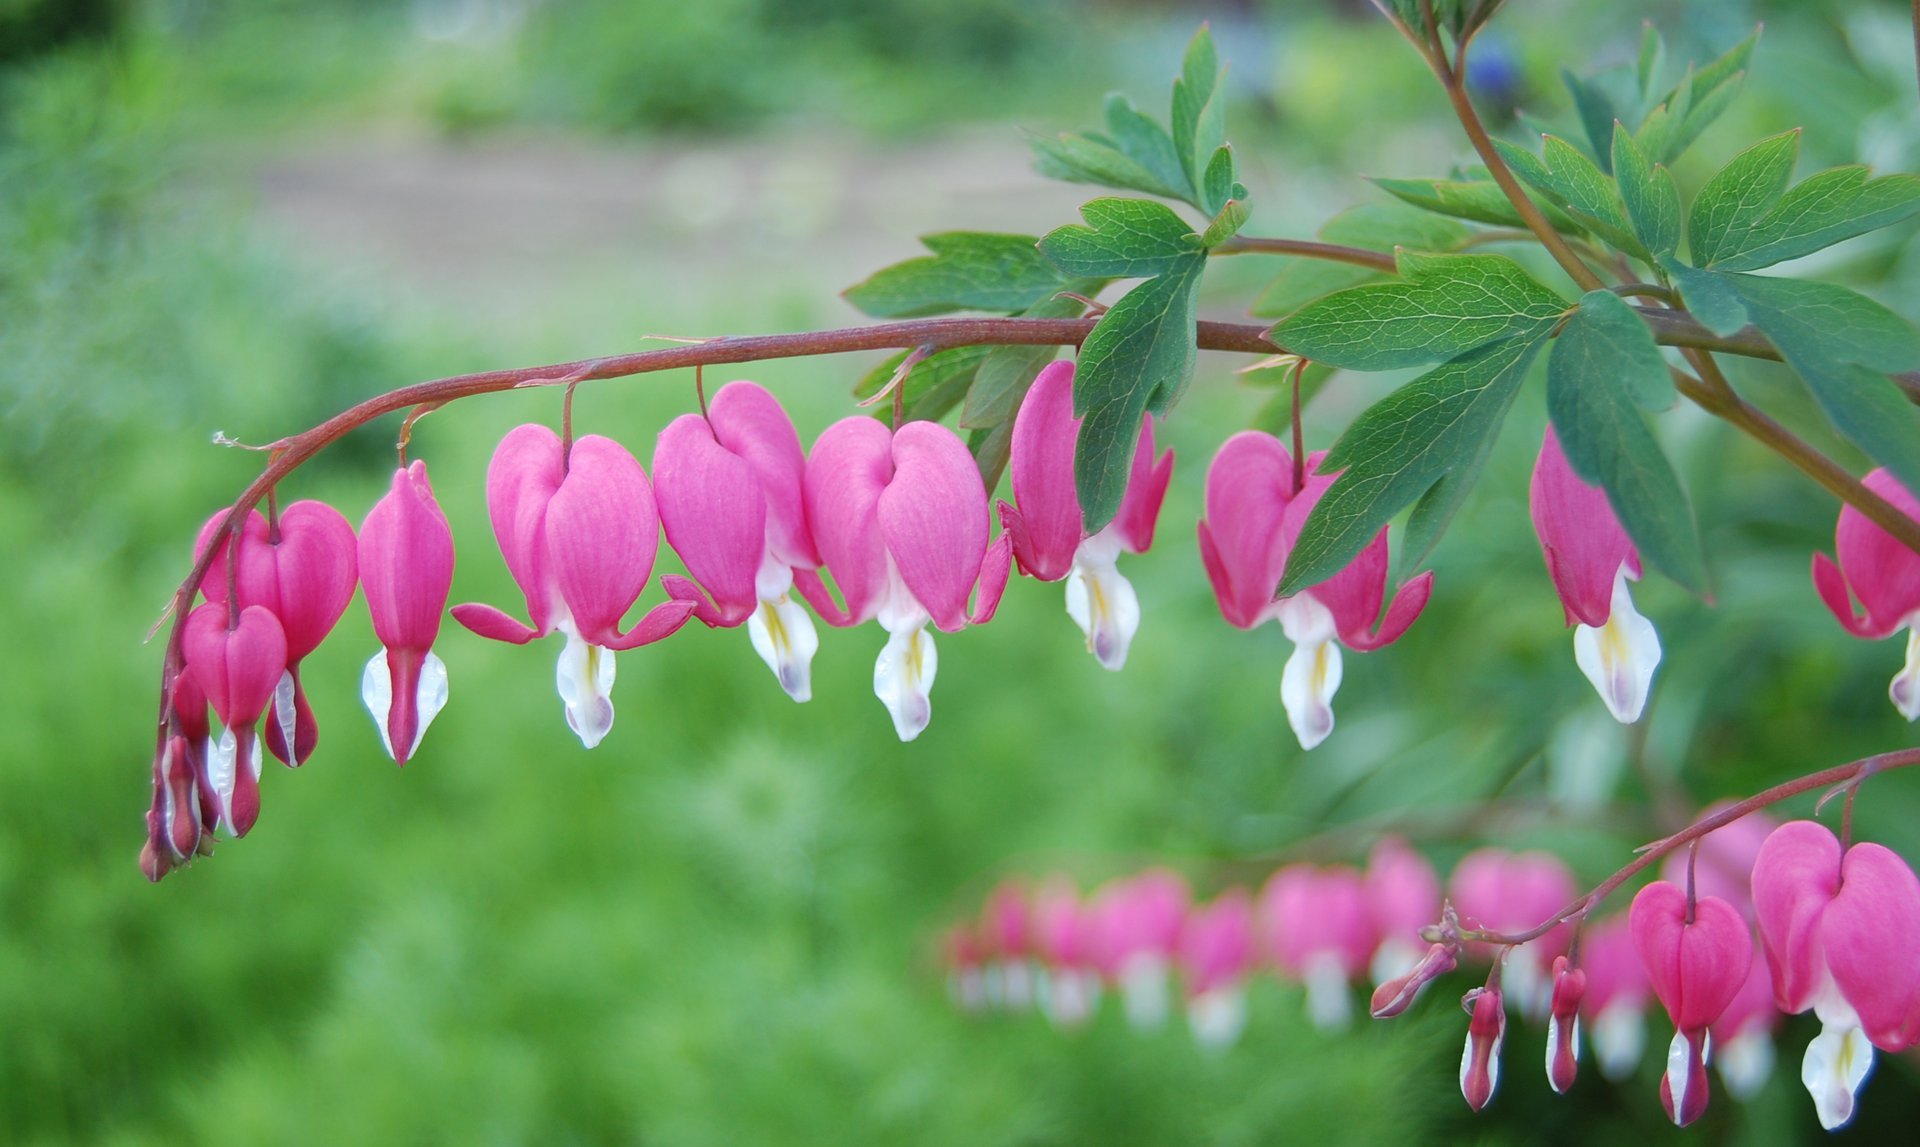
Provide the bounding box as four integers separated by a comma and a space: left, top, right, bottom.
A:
1574, 572, 1661, 724
1065, 556, 1140, 672
750, 594, 819, 704
874, 623, 937, 743
1280, 635, 1342, 752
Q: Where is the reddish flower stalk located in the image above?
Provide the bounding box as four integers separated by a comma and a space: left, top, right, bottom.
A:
1447, 746, 1920, 951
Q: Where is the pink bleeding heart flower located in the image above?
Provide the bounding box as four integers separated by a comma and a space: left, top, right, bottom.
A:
1460, 983, 1507, 1112
1659, 804, 1778, 921
1448, 848, 1577, 1017
1531, 428, 1661, 724
1260, 864, 1377, 1031
453, 426, 696, 749
654, 382, 822, 701
1752, 819, 1920, 1129
1197, 431, 1433, 750
996, 361, 1173, 670
1177, 888, 1255, 1051
942, 924, 988, 1011
1365, 836, 1442, 985
1033, 876, 1101, 1027
1369, 940, 1458, 1019
181, 602, 288, 837
1630, 881, 1752, 1127
196, 501, 359, 766
1545, 955, 1588, 1094
1811, 468, 1920, 720
794, 417, 1011, 741
1087, 868, 1189, 1029
140, 729, 202, 882
1580, 913, 1652, 1081
359, 461, 455, 764
980, 879, 1037, 1008
1710, 946, 1782, 1102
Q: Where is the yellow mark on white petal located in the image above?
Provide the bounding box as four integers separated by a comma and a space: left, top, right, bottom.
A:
1573, 569, 1661, 724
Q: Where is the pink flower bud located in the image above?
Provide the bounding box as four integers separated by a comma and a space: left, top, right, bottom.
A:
1460, 984, 1506, 1111
182, 602, 288, 837
1449, 847, 1577, 1015
1370, 941, 1458, 1018
1546, 955, 1587, 1094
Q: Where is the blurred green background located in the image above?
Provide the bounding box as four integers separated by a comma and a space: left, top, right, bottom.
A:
5, 0, 1920, 1142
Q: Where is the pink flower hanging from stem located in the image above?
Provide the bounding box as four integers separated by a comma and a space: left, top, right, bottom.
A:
359, 460, 456, 764
1811, 467, 1920, 720
654, 381, 822, 701
453, 426, 696, 748
1530, 428, 1661, 724
997, 361, 1173, 670
795, 417, 1010, 741
1197, 431, 1433, 750
1629, 880, 1753, 1127
181, 601, 288, 836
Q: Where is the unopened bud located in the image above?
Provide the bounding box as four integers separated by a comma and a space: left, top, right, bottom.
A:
1460, 984, 1506, 1112
1546, 954, 1588, 1094
1370, 941, 1458, 1018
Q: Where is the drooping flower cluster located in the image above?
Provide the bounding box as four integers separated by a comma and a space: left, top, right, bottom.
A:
928, 820, 1920, 1130
940, 838, 1439, 1048
146, 369, 1179, 877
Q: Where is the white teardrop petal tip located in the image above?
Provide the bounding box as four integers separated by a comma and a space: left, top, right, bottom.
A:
556, 632, 615, 749
874, 623, 937, 742
1574, 569, 1660, 724
749, 594, 818, 703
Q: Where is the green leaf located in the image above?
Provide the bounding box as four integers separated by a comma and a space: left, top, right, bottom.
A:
1030, 132, 1192, 202
1705, 166, 1920, 271
1636, 30, 1755, 164
1721, 272, 1920, 497
959, 289, 1095, 429
1568, 288, 1675, 410
1199, 194, 1251, 248
845, 232, 1067, 318
1171, 25, 1226, 201
1037, 197, 1202, 279
1636, 23, 1665, 107
1547, 311, 1708, 594
1272, 250, 1567, 372
1102, 92, 1192, 200
1661, 256, 1749, 336
853, 345, 991, 422
1278, 333, 1549, 594
1561, 68, 1621, 173
1371, 175, 1588, 234
1200, 145, 1242, 219
1612, 126, 1680, 257
1496, 135, 1642, 256
969, 420, 1015, 492
1687, 130, 1800, 267
1074, 253, 1205, 530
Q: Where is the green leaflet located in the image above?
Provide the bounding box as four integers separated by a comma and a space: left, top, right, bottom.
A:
1546, 291, 1707, 594
853, 345, 992, 423
1714, 272, 1920, 498
1612, 127, 1680, 258
1495, 135, 1642, 257
1171, 26, 1226, 205
1687, 131, 1801, 268
1371, 175, 1588, 235
844, 232, 1067, 318
1037, 198, 1202, 279
1272, 250, 1566, 372
1030, 132, 1192, 203
1704, 164, 1920, 271
1278, 332, 1550, 595
1073, 252, 1205, 531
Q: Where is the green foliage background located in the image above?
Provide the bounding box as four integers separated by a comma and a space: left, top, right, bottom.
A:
3, 0, 1920, 1142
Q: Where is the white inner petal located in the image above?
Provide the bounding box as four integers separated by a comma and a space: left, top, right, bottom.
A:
412, 651, 449, 757
1064, 547, 1141, 672
749, 592, 819, 703
1717, 1023, 1775, 1101
1891, 624, 1920, 721
1664, 1028, 1693, 1125
1118, 955, 1170, 1030
1044, 970, 1100, 1029
555, 626, 616, 749
273, 669, 298, 758
1591, 1000, 1647, 1081
1275, 594, 1342, 751
1187, 986, 1248, 1052
207, 727, 239, 831
1301, 951, 1354, 1032
361, 648, 446, 761
1545, 1013, 1581, 1093
1801, 1020, 1875, 1131
873, 619, 937, 743
1573, 567, 1661, 724
362, 649, 395, 758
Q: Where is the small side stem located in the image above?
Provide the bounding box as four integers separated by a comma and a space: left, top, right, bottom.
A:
1209, 236, 1397, 272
